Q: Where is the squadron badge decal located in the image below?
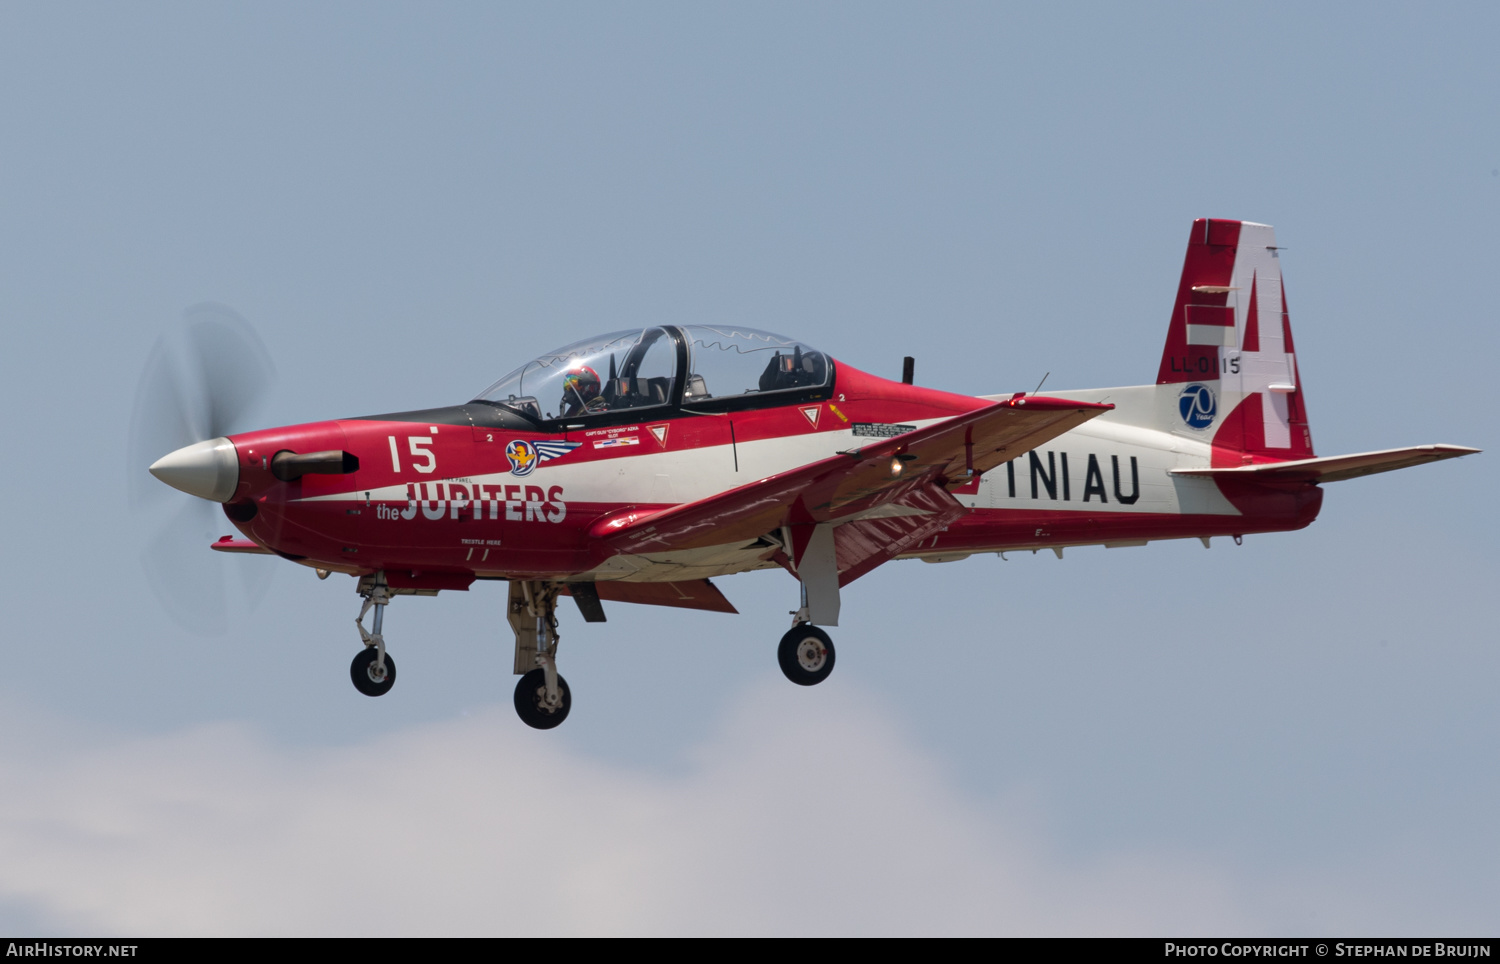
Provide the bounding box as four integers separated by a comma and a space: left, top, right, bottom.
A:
506, 439, 581, 477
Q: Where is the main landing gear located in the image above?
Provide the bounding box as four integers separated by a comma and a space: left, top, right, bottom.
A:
352, 572, 397, 697
779, 610, 836, 686
346, 571, 827, 719
777, 539, 838, 686
508, 580, 572, 729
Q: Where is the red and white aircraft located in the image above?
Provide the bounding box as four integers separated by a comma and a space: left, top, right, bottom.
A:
145, 218, 1477, 728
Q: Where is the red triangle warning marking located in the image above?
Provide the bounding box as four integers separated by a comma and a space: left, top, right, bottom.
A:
648, 424, 669, 447
800, 406, 820, 428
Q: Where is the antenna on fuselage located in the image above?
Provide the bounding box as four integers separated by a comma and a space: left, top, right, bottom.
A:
1031, 371, 1050, 396
901, 356, 914, 385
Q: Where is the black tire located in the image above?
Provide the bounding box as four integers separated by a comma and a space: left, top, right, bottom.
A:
778, 624, 835, 686
350, 647, 396, 697
514, 668, 572, 729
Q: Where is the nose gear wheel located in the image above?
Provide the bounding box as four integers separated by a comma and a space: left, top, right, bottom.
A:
351, 647, 396, 697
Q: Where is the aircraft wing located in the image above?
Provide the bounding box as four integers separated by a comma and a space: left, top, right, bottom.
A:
1170, 444, 1479, 484
595, 395, 1111, 557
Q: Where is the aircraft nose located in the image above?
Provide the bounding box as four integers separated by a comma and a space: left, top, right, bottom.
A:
148, 437, 241, 503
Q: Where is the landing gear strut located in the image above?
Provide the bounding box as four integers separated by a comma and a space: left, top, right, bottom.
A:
352, 572, 396, 697
508, 580, 571, 728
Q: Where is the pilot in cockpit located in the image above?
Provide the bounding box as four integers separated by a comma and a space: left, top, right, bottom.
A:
561, 365, 603, 418
758, 345, 821, 393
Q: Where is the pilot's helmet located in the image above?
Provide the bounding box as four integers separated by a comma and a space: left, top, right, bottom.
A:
563, 365, 601, 402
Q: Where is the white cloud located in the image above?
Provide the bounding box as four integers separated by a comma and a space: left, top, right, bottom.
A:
0, 683, 1328, 936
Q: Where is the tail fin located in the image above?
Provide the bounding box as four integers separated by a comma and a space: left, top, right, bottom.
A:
1157, 218, 1313, 464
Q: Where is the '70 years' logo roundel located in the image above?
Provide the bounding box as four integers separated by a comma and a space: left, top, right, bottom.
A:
1178, 383, 1217, 430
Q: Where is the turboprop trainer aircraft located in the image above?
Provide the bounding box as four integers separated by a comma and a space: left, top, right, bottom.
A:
142, 218, 1477, 729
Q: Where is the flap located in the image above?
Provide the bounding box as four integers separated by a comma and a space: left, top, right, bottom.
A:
563, 579, 738, 614
832, 481, 969, 587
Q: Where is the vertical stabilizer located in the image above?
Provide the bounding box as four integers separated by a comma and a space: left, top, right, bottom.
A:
1157, 219, 1313, 464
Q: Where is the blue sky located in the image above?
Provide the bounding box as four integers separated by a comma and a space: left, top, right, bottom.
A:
0, 2, 1495, 935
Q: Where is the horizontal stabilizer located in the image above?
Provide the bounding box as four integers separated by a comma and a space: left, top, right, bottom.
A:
1171, 445, 1479, 484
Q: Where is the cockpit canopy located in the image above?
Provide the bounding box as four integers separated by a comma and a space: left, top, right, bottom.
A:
473, 325, 831, 424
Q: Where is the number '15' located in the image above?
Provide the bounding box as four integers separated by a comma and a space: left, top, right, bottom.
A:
387, 434, 436, 474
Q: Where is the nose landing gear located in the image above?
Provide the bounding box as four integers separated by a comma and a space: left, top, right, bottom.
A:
352, 572, 396, 697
